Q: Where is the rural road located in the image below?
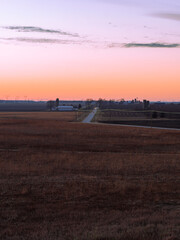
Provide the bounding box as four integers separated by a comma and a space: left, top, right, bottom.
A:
82, 108, 98, 123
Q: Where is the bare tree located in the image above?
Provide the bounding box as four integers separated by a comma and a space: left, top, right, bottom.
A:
56, 98, 60, 107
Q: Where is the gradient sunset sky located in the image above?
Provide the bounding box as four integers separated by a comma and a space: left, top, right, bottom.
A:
0, 0, 180, 101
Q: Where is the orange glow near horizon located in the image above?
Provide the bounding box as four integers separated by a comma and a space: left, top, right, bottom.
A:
0, 44, 180, 101
1, 0, 180, 102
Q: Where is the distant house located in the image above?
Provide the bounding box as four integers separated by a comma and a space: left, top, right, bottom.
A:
56, 106, 76, 111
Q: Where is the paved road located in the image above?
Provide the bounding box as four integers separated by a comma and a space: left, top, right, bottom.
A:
82, 108, 98, 123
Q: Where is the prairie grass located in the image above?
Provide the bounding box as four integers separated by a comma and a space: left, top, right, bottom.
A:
0, 114, 179, 240
0, 111, 88, 122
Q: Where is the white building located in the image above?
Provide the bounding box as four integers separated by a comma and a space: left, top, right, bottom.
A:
56, 106, 76, 111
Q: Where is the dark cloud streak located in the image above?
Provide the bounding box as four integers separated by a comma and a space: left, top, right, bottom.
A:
109, 42, 180, 48
0, 37, 83, 45
124, 43, 180, 48
1, 36, 179, 49
2, 26, 80, 37
152, 13, 180, 22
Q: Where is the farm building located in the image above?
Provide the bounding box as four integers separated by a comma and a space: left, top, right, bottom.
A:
56, 106, 76, 111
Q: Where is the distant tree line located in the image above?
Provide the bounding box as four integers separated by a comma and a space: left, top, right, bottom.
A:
96, 98, 150, 110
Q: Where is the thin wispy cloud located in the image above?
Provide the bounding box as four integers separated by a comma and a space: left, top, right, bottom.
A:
1, 37, 179, 49
109, 42, 180, 48
152, 13, 180, 22
1, 26, 179, 49
2, 26, 80, 37
0, 37, 84, 45
125, 43, 180, 48
0, 25, 86, 46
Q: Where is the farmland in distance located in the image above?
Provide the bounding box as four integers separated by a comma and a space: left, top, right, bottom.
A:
95, 109, 180, 129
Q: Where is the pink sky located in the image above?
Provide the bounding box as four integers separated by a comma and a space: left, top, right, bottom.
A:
0, 0, 180, 101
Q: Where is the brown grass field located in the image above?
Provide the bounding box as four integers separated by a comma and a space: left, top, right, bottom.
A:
0, 112, 180, 240
0, 111, 88, 122
95, 110, 180, 129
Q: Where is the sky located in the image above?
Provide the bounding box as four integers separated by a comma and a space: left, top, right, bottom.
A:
0, 0, 180, 101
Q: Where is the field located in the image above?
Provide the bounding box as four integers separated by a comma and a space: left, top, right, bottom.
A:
96, 110, 180, 129
0, 111, 89, 122
0, 112, 180, 240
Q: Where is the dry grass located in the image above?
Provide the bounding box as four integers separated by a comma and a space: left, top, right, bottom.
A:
0, 113, 180, 240
0, 111, 78, 121
0, 111, 89, 122
95, 110, 180, 129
